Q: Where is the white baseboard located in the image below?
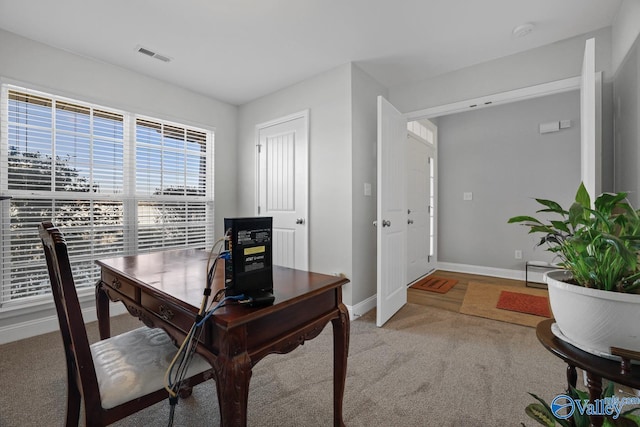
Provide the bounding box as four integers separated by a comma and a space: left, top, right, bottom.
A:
437, 261, 552, 285
345, 293, 376, 321
0, 303, 128, 345
437, 262, 524, 281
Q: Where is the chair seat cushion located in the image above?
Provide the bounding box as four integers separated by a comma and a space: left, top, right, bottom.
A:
90, 327, 211, 409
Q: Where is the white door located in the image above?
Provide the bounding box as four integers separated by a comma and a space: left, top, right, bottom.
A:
376, 96, 407, 327
256, 111, 309, 270
580, 37, 602, 199
406, 119, 437, 284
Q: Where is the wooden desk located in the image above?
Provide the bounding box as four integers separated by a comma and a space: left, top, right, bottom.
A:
95, 249, 350, 427
537, 319, 640, 427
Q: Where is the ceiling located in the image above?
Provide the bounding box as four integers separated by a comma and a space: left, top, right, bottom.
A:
0, 0, 623, 106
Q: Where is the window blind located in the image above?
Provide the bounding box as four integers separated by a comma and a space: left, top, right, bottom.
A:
0, 85, 214, 307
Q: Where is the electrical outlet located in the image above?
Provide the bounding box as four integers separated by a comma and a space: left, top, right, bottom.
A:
514, 250, 523, 260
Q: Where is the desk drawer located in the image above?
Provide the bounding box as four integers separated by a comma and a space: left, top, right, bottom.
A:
141, 292, 195, 332
102, 271, 137, 300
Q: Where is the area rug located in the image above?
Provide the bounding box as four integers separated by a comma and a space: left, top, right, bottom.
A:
496, 290, 551, 318
459, 281, 552, 327
410, 275, 458, 294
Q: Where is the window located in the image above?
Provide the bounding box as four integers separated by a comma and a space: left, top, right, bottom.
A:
0, 85, 214, 308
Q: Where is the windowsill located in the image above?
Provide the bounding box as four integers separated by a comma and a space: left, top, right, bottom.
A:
0, 287, 96, 319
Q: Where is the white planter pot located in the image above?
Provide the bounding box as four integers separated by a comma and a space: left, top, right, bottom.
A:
546, 269, 640, 358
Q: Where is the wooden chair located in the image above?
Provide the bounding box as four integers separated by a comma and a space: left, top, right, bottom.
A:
39, 221, 214, 426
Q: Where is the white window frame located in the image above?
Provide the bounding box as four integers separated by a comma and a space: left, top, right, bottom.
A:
0, 84, 215, 311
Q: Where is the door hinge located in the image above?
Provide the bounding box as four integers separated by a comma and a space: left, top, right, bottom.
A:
257, 206, 261, 214
257, 144, 262, 153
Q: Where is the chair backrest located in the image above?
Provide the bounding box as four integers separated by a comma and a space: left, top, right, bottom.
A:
39, 221, 102, 409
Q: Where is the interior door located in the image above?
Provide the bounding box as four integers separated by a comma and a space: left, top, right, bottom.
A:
376, 96, 407, 327
580, 37, 602, 199
257, 111, 309, 270
406, 119, 437, 283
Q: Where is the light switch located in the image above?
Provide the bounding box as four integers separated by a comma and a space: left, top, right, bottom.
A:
463, 192, 473, 201
364, 183, 372, 196
539, 121, 560, 134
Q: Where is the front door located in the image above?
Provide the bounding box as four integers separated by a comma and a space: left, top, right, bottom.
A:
256, 111, 309, 270
406, 119, 437, 284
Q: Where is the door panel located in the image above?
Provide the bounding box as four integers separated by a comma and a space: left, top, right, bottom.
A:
257, 112, 308, 270
377, 96, 407, 327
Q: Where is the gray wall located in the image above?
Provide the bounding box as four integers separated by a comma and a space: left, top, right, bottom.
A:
237, 63, 387, 308
237, 64, 355, 303
614, 33, 640, 206
350, 65, 387, 307
437, 91, 581, 270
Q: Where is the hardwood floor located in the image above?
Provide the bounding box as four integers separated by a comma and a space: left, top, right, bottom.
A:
407, 270, 539, 313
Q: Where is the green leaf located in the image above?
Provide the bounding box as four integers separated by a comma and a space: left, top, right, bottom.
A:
535, 198, 568, 215
575, 182, 591, 208
525, 403, 558, 427
595, 191, 628, 213
508, 215, 544, 225
602, 381, 615, 398
569, 203, 587, 227
621, 408, 640, 426
550, 220, 570, 233
569, 387, 591, 427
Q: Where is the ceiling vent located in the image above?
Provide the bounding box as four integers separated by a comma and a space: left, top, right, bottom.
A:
136, 46, 172, 63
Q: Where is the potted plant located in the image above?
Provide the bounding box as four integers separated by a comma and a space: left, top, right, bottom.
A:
524, 383, 640, 426
509, 183, 640, 357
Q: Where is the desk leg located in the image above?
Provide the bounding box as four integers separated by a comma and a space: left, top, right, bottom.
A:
213, 330, 252, 427
331, 303, 350, 427
586, 371, 604, 427
95, 283, 111, 339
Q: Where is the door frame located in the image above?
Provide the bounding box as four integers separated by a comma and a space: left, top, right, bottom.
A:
254, 109, 310, 269
406, 76, 583, 121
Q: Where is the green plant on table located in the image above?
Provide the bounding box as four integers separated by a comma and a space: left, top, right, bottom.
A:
524, 383, 640, 427
508, 183, 640, 293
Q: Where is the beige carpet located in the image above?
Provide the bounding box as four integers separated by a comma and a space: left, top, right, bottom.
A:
459, 281, 552, 327
0, 304, 568, 426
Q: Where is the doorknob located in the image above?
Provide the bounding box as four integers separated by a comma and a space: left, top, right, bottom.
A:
373, 220, 377, 227
296, 218, 305, 225
382, 220, 391, 227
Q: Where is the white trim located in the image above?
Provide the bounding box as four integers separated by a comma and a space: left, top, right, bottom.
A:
437, 262, 528, 281
345, 293, 376, 321
0, 303, 127, 345
407, 76, 581, 120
